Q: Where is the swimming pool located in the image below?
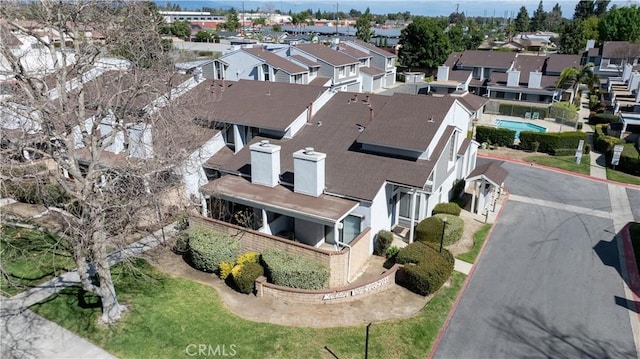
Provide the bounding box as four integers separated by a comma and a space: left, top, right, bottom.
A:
495, 120, 547, 140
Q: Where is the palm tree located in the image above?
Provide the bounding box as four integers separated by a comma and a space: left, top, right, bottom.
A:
556, 63, 597, 106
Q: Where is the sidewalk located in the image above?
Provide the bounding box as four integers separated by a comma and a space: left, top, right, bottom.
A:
579, 91, 609, 180
0, 222, 177, 358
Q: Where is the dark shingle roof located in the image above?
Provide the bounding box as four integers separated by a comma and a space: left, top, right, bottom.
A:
602, 41, 640, 58
357, 94, 456, 152
295, 43, 359, 67
360, 66, 384, 76
449, 70, 472, 82
456, 93, 489, 112
457, 50, 516, 69
242, 47, 307, 75
445, 52, 463, 68
349, 39, 396, 57
545, 54, 581, 74
339, 45, 370, 60
290, 54, 321, 68
185, 79, 327, 132
0, 24, 22, 47
207, 92, 457, 200
513, 54, 545, 75
467, 162, 508, 187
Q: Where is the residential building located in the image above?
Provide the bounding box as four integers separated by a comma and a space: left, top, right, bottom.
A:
186, 80, 480, 285
212, 46, 309, 83
433, 50, 581, 104
585, 41, 640, 77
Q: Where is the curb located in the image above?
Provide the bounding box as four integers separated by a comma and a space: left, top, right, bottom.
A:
621, 222, 640, 323
477, 153, 640, 190
428, 191, 510, 359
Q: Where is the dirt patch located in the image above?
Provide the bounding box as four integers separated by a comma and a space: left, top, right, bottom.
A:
478, 147, 552, 162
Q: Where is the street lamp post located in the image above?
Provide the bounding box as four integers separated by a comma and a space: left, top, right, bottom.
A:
440, 216, 447, 253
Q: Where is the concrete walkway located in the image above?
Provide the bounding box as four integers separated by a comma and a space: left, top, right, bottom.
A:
578, 91, 609, 180
0, 222, 177, 359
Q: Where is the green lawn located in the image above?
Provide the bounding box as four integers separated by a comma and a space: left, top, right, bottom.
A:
607, 168, 640, 186
31, 259, 466, 358
0, 225, 75, 296
524, 154, 591, 175
630, 223, 640, 275
456, 224, 492, 264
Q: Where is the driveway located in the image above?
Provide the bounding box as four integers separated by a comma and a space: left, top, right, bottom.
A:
433, 160, 640, 358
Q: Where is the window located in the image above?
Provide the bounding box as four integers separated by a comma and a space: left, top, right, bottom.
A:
341, 215, 361, 244
350, 64, 356, 75
338, 66, 345, 78
399, 192, 420, 219
448, 135, 456, 162
293, 74, 302, 84
262, 64, 270, 81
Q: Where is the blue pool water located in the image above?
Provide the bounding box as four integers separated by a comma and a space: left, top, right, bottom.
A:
495, 120, 547, 140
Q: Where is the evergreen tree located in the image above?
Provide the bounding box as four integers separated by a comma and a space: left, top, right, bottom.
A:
599, 5, 640, 42
546, 3, 563, 32
355, 7, 375, 42
515, 6, 530, 33
574, 0, 595, 20
558, 20, 585, 54
531, 1, 547, 31
595, 0, 610, 16
398, 17, 451, 70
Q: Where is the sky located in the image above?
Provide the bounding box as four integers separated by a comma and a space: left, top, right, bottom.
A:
159, 0, 640, 17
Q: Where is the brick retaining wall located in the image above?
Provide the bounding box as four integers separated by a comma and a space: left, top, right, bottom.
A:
189, 215, 371, 287
255, 264, 402, 303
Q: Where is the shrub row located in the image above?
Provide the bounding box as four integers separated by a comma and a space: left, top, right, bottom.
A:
188, 226, 239, 272
476, 126, 516, 146
374, 230, 394, 256
1, 180, 69, 207
395, 242, 454, 296
498, 103, 549, 119
594, 124, 625, 153
415, 214, 464, 246
610, 143, 640, 176
519, 131, 586, 154
261, 248, 329, 290
432, 202, 461, 216
589, 113, 619, 125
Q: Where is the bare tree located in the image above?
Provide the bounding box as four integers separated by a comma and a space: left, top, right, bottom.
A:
0, 0, 207, 324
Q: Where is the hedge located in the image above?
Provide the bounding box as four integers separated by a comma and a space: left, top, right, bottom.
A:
498, 103, 549, 119
611, 143, 640, 176
432, 202, 462, 216
188, 226, 240, 272
476, 126, 516, 146
374, 230, 394, 256
519, 131, 586, 154
414, 214, 464, 246
589, 113, 620, 125
232, 262, 264, 294
237, 252, 260, 265
1, 180, 69, 207
261, 248, 329, 290
395, 242, 454, 296
594, 124, 625, 153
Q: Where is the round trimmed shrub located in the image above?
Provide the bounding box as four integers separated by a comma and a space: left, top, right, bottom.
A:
395, 242, 454, 296
414, 214, 464, 246
188, 226, 240, 272
432, 202, 462, 216
374, 230, 394, 256
232, 262, 264, 294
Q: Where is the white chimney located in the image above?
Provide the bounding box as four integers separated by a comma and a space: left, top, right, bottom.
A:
623, 63, 633, 82
193, 67, 203, 82
528, 71, 542, 89
127, 124, 154, 159
293, 147, 325, 197
437, 65, 449, 82
585, 39, 596, 51
507, 70, 520, 87
250, 140, 281, 187
626, 72, 639, 91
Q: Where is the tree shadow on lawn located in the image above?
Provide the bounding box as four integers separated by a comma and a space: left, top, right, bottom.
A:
489, 306, 637, 359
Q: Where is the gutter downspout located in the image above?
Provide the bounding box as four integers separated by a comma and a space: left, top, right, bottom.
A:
334, 222, 352, 283
408, 188, 417, 243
